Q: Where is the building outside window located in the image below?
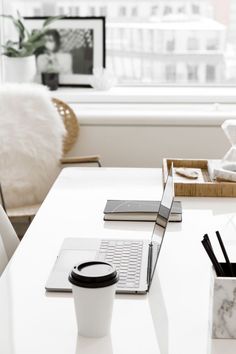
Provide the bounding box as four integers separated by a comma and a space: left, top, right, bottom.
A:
1, 0, 236, 86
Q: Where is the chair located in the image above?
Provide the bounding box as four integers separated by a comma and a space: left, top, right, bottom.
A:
52, 98, 101, 167
0, 205, 19, 275
0, 85, 101, 223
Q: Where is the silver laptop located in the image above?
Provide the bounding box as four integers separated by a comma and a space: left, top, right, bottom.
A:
46, 168, 175, 294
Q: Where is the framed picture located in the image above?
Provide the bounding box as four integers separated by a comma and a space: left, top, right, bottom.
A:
24, 16, 106, 87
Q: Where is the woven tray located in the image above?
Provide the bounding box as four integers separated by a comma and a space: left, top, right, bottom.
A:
162, 158, 236, 197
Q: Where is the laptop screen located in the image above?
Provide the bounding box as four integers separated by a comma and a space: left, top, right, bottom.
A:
148, 167, 175, 287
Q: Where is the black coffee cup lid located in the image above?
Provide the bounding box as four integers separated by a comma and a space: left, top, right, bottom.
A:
68, 261, 119, 288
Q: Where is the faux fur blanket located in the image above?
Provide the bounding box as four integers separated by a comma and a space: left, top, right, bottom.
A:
0, 84, 65, 208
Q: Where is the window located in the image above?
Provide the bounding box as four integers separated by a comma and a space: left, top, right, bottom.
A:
100, 6, 107, 16
206, 65, 216, 82
131, 6, 138, 17
177, 6, 185, 14
187, 37, 199, 51
166, 38, 175, 52
206, 38, 219, 50
89, 6, 95, 16
165, 65, 176, 82
163, 6, 172, 16
68, 6, 79, 16
192, 4, 200, 14
58, 6, 64, 15
119, 6, 126, 17
1, 0, 236, 86
33, 7, 42, 16
151, 6, 158, 17
187, 65, 198, 82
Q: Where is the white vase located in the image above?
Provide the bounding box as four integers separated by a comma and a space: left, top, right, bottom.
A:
3, 55, 36, 83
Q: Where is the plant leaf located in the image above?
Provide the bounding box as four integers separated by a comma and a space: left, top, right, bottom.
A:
1, 14, 14, 19
43, 15, 64, 28
17, 10, 30, 37
28, 30, 46, 43
2, 45, 21, 57
1, 12, 63, 56
22, 39, 45, 51
18, 19, 26, 36
1, 13, 25, 42
5, 40, 19, 46
12, 19, 25, 41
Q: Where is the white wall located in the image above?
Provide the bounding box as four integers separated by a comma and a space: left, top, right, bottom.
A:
54, 88, 236, 168
67, 123, 229, 167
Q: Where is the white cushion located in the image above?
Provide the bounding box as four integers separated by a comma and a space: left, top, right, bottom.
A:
0, 83, 66, 208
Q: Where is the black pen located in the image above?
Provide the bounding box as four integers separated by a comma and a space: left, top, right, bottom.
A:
216, 230, 234, 277
203, 234, 213, 251
201, 238, 225, 277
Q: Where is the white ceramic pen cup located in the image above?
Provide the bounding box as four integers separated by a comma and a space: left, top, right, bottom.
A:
211, 263, 236, 339
69, 261, 119, 338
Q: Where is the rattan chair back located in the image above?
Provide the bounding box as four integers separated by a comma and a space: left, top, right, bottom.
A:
52, 98, 79, 155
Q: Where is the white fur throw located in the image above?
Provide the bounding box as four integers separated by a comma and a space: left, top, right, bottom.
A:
0, 84, 66, 208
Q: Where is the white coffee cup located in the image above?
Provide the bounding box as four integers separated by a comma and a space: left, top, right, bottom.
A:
68, 261, 119, 338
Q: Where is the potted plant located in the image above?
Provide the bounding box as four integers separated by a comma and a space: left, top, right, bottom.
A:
1, 11, 62, 83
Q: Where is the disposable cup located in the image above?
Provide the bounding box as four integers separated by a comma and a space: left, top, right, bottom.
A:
69, 261, 119, 337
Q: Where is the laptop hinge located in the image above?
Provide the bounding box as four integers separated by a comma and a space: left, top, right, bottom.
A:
147, 242, 153, 289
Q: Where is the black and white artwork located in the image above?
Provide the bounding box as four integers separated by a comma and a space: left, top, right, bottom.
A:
25, 17, 105, 86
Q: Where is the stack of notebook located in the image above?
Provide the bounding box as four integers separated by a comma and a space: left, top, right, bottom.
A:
104, 200, 182, 222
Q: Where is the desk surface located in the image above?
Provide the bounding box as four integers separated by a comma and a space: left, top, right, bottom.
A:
1, 167, 236, 354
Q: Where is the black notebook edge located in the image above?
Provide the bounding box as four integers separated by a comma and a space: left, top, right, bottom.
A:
103, 199, 182, 222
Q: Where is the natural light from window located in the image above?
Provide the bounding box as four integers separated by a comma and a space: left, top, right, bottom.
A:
1, 0, 236, 86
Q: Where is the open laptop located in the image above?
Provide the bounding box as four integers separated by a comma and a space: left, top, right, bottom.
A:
46, 167, 175, 294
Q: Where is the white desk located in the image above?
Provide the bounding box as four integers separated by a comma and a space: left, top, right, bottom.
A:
1, 167, 236, 354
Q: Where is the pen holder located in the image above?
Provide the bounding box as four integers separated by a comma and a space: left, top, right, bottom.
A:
212, 263, 236, 339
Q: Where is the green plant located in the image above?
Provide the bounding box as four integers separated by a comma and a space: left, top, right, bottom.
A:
1, 12, 63, 57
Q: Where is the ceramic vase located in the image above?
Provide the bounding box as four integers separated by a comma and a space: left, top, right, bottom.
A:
4, 55, 36, 83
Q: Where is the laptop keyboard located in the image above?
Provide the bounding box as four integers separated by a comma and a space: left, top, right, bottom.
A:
96, 240, 143, 289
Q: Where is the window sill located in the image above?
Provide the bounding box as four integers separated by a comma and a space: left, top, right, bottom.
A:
53, 86, 236, 104
69, 103, 236, 126
52, 86, 236, 126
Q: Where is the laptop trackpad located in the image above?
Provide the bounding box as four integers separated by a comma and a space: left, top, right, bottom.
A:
55, 249, 97, 271
46, 250, 97, 291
